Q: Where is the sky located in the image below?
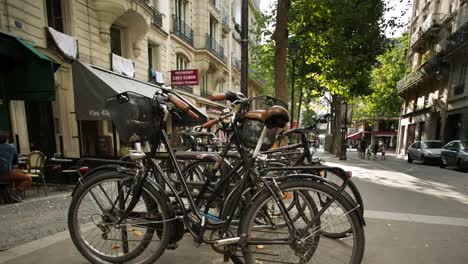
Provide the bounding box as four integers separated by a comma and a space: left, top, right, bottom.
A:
259, 0, 412, 38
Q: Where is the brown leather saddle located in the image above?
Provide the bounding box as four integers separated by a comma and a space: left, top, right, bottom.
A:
244, 105, 290, 128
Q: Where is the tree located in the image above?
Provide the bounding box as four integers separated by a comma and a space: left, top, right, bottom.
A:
289, 0, 386, 155
353, 34, 408, 120
273, 0, 290, 102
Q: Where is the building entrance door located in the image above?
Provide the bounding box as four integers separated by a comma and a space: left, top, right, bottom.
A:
25, 101, 56, 156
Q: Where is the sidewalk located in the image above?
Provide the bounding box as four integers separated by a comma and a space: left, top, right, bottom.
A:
1, 217, 467, 264
0, 191, 71, 251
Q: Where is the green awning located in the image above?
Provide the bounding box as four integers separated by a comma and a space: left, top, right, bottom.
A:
0, 32, 60, 101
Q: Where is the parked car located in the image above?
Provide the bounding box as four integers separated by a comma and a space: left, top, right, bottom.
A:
440, 140, 468, 170
407, 140, 444, 164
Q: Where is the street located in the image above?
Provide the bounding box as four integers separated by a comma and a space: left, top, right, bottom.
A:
1, 151, 468, 263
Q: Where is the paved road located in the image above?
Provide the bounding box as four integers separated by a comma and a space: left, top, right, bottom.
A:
1, 151, 467, 263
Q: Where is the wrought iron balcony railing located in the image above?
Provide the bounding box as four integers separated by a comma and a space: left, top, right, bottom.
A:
152, 9, 163, 28
172, 15, 194, 46
396, 54, 446, 93
206, 33, 226, 63
447, 22, 468, 53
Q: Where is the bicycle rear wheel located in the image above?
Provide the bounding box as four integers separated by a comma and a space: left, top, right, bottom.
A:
68, 171, 171, 264
240, 179, 365, 264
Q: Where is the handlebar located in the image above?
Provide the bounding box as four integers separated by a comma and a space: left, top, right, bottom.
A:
202, 119, 219, 128
209, 93, 227, 101
201, 112, 234, 129
209, 91, 246, 103
167, 94, 200, 119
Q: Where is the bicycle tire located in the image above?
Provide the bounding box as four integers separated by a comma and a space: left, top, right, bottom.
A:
239, 179, 365, 264
68, 171, 172, 264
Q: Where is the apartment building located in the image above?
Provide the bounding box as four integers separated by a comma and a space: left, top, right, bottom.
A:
396, 0, 468, 154
0, 0, 263, 158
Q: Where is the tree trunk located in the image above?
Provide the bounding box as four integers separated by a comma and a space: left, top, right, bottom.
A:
331, 95, 343, 157
273, 0, 290, 103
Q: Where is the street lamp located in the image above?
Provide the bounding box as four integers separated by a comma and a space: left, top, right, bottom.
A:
288, 40, 300, 128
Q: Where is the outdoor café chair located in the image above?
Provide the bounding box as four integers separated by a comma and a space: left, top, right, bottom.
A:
22, 151, 48, 196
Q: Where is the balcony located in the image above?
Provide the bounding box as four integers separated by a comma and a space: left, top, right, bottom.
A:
205, 33, 226, 63
410, 13, 445, 49
152, 9, 163, 28
420, 13, 444, 36
396, 54, 446, 93
172, 15, 194, 46
446, 22, 468, 54
410, 30, 422, 48
174, 86, 193, 94
231, 56, 241, 70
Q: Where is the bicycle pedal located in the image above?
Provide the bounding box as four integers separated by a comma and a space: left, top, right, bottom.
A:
167, 243, 178, 250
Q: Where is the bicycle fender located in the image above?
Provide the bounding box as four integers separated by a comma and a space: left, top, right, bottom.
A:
71, 165, 136, 197
276, 174, 366, 226
251, 174, 366, 227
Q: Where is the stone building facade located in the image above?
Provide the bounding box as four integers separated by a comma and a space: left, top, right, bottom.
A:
0, 0, 263, 158
397, 0, 468, 154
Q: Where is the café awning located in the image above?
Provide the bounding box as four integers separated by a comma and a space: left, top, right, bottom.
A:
72, 61, 207, 125
346, 131, 363, 140
0, 32, 60, 101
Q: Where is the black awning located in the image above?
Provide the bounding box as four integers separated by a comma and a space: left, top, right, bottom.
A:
72, 61, 207, 125
0, 32, 60, 101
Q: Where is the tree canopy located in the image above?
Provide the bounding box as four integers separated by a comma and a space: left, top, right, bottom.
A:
353, 34, 408, 119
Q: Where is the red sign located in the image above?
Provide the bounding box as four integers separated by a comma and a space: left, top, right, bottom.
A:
171, 69, 199, 86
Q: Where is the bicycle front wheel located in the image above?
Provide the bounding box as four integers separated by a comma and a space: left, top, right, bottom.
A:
68, 171, 172, 264
240, 179, 365, 264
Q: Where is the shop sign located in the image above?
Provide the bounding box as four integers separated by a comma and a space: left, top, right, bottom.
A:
171, 69, 199, 86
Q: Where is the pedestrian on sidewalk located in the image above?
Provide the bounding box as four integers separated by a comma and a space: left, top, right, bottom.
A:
360, 140, 368, 159
372, 142, 379, 160
0, 133, 31, 202
381, 143, 387, 160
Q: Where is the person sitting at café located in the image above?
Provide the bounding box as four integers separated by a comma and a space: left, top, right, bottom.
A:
0, 134, 32, 201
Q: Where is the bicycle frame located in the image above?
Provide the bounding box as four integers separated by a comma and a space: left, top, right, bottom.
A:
107, 95, 349, 249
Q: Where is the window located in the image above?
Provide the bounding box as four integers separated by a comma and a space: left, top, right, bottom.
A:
423, 141, 444, 149
201, 74, 209, 96
46, 0, 64, 32
218, 81, 225, 93
176, 54, 189, 70
175, 0, 188, 22
452, 142, 461, 151
110, 26, 123, 56
455, 64, 468, 95
148, 44, 160, 70
210, 16, 218, 39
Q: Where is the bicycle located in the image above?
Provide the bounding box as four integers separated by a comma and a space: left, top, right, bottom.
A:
68, 89, 365, 264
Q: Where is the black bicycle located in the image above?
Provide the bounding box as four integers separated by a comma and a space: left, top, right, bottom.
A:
68, 89, 365, 264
